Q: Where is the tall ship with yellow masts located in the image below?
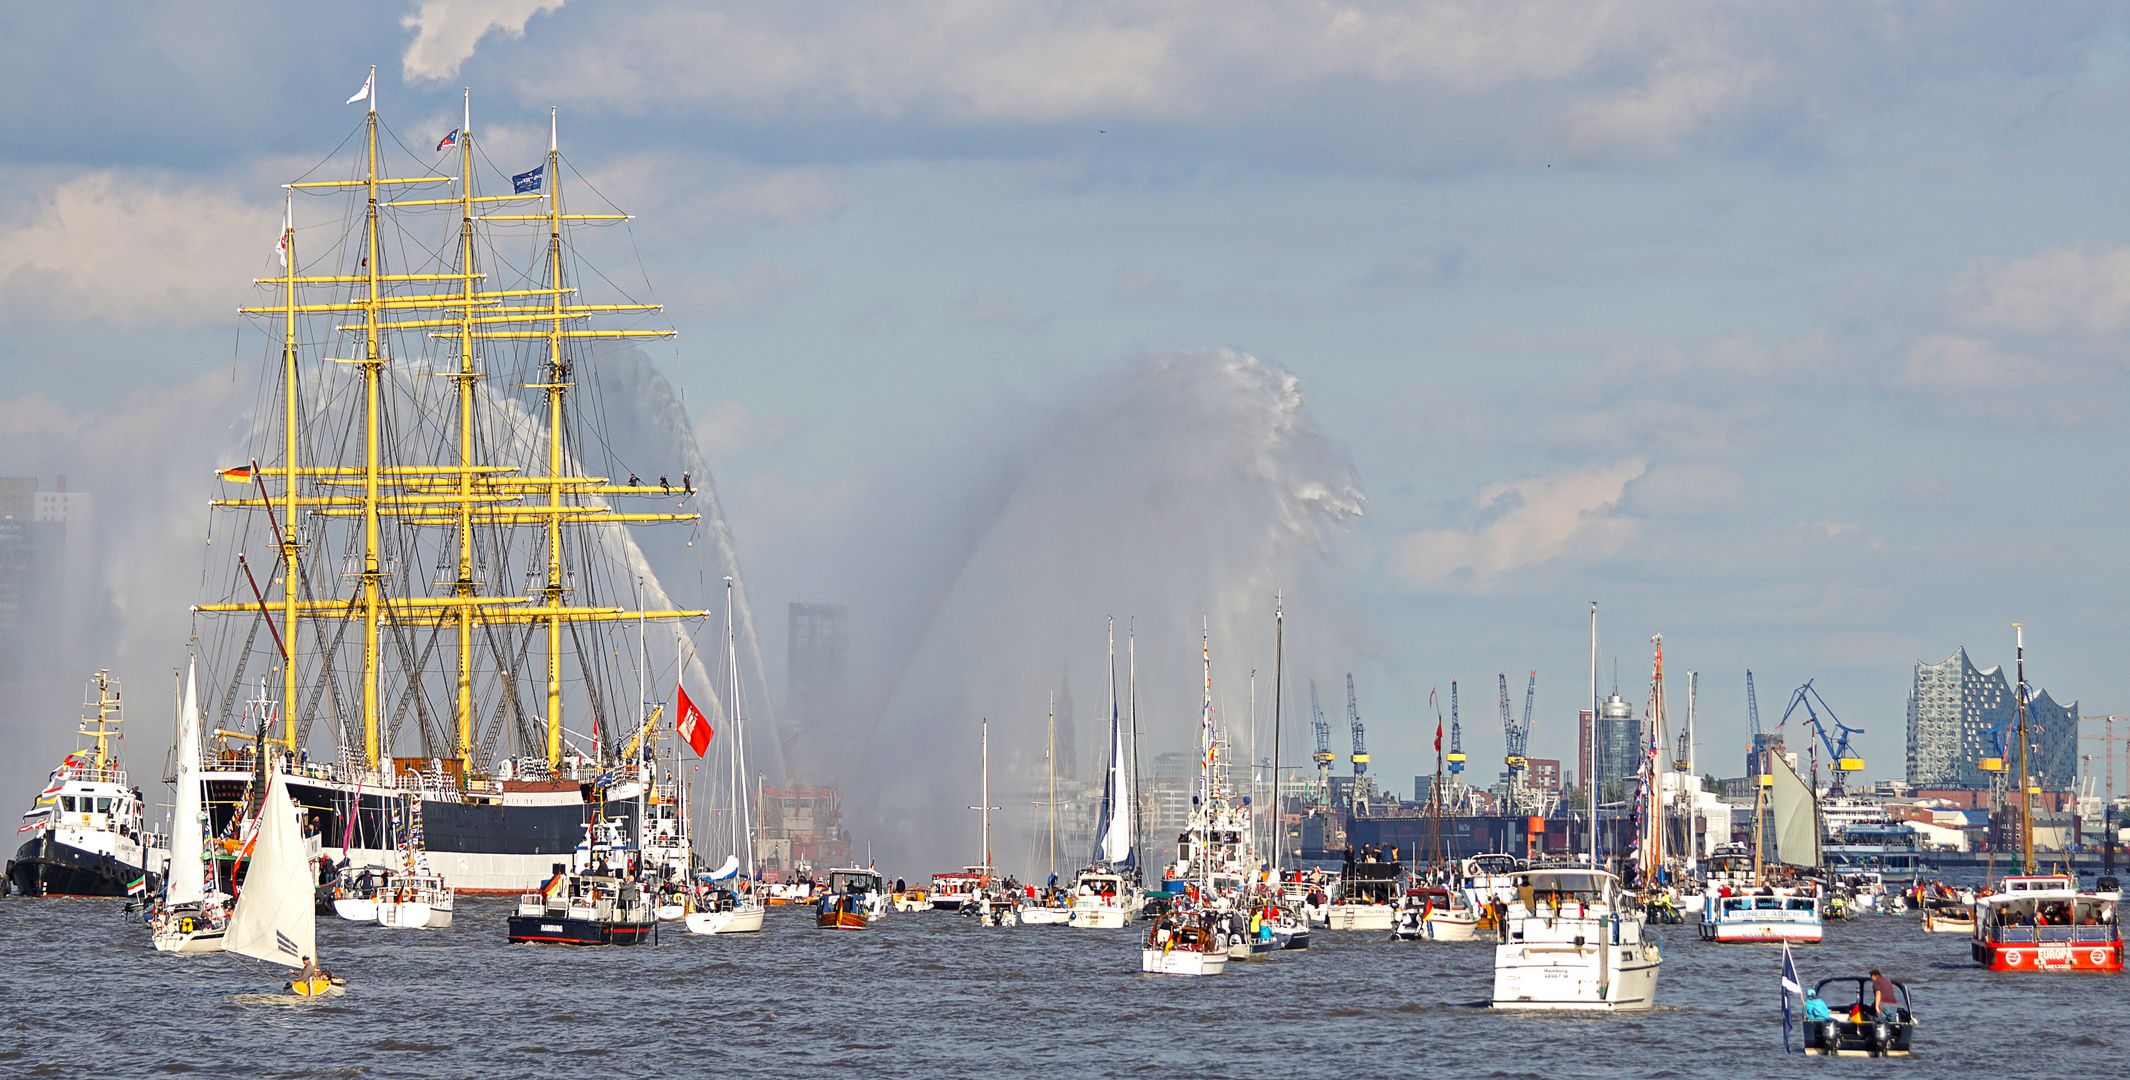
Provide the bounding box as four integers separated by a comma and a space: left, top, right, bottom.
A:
188, 71, 717, 893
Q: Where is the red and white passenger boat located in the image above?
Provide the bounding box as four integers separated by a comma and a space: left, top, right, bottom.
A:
1971, 875, 2121, 972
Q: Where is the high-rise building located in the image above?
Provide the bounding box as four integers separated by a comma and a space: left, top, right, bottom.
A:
0, 477, 91, 685
1527, 758, 1561, 792
1907, 647, 2077, 791
1594, 690, 1640, 803
785, 602, 847, 774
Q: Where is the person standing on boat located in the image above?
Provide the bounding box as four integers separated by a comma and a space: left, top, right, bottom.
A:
1868, 970, 1898, 1016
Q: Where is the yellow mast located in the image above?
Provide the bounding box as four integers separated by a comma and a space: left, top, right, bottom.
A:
360, 69, 385, 769
281, 189, 300, 751
454, 88, 478, 773
2016, 623, 2035, 874
82, 671, 121, 773
543, 107, 566, 770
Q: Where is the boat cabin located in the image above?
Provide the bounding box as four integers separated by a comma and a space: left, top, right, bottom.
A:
826, 868, 883, 896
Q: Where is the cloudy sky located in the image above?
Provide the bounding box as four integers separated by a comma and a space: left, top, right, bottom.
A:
6, 1, 2130, 838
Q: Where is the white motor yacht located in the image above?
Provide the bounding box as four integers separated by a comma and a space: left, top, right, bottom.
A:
1492, 867, 1661, 1011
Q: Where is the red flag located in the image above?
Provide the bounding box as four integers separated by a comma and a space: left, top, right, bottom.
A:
676, 684, 713, 757
1435, 719, 1443, 752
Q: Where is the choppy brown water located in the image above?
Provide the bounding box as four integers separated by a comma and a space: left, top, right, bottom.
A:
0, 893, 2118, 1078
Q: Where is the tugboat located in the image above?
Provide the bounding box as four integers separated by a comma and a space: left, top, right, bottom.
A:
1802, 976, 1915, 1056
507, 864, 656, 945
9, 672, 159, 898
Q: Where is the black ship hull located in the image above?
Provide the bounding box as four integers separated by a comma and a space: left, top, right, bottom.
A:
8, 834, 159, 898
507, 913, 654, 945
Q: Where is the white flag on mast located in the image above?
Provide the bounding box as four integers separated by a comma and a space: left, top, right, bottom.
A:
276, 206, 290, 268
345, 69, 373, 106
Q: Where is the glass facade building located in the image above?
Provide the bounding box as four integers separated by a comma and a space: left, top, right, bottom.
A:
1906, 646, 2077, 791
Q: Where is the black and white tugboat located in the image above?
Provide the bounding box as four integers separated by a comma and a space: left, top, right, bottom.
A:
508, 864, 656, 945
9, 671, 160, 898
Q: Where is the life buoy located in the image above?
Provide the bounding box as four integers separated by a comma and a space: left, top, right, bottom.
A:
2091, 949, 2108, 965
2005, 950, 2022, 966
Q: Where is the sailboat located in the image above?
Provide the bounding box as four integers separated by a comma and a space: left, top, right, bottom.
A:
1069, 619, 1139, 929
962, 718, 1014, 927
1698, 750, 1823, 943
373, 793, 453, 929
151, 660, 230, 953
225, 771, 341, 995
185, 75, 717, 897
1970, 625, 2122, 971
687, 578, 766, 935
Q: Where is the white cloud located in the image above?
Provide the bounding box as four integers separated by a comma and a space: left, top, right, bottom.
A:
1955, 245, 2130, 336
0, 171, 275, 331
402, 0, 566, 82
1393, 458, 1648, 591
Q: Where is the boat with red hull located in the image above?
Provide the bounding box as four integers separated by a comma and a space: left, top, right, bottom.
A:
1971, 875, 2121, 972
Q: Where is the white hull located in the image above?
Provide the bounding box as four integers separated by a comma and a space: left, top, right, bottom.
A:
1068, 906, 1130, 929
1493, 942, 1662, 1010
152, 926, 226, 954
332, 898, 377, 922
1425, 915, 1481, 942
1326, 904, 1394, 931
1141, 948, 1227, 976
686, 904, 766, 934
1018, 907, 1070, 925
656, 904, 685, 921
1699, 917, 1821, 943
377, 900, 454, 929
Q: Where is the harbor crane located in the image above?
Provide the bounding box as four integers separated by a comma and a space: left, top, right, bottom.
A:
1776, 679, 1866, 795
1746, 670, 1766, 776
1309, 680, 1334, 800
1448, 680, 1466, 776
1498, 672, 1534, 791
1345, 673, 1369, 776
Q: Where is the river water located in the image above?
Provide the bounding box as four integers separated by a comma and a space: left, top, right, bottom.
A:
1, 893, 2119, 1077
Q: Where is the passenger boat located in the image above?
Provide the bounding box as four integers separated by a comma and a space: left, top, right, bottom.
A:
1803, 977, 1915, 1056
928, 870, 984, 911
150, 662, 230, 953
1492, 867, 1661, 1011
1143, 920, 1227, 976
1698, 753, 1823, 944
508, 869, 656, 945
1325, 849, 1400, 931
816, 892, 869, 930
9, 672, 159, 899
374, 872, 453, 929
1971, 875, 2122, 971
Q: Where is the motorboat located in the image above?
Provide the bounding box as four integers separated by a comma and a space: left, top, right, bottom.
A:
1392, 886, 1479, 942
684, 878, 765, 934
1492, 867, 1661, 1011
1325, 850, 1401, 931
508, 869, 656, 945
1067, 868, 1137, 928
824, 867, 889, 920
1142, 919, 1227, 976
1921, 906, 1975, 933
9, 672, 160, 899
1803, 977, 1915, 1056
891, 888, 930, 912
330, 865, 393, 922
375, 872, 454, 929
816, 892, 868, 930
1971, 874, 2122, 971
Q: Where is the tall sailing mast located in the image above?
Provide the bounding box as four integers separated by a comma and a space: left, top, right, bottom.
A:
204, 79, 708, 780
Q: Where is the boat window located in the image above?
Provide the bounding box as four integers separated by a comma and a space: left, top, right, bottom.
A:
96, 798, 111, 814
1787, 899, 1814, 911
1756, 898, 1780, 910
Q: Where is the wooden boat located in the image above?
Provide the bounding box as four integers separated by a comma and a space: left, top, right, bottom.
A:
1921, 906, 1975, 933
1803, 977, 1915, 1056
816, 893, 868, 930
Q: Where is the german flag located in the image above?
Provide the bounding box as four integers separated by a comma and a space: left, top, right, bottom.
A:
219, 466, 253, 482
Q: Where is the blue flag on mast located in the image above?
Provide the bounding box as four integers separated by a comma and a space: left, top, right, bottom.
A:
512, 164, 544, 194
1780, 940, 1803, 1053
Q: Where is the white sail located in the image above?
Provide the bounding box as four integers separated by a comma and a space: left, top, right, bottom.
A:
224, 773, 316, 967
1099, 711, 1133, 865
1767, 753, 1821, 869
166, 660, 206, 905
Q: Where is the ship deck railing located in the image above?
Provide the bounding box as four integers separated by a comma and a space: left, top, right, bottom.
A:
1987, 925, 2119, 944
62, 763, 129, 787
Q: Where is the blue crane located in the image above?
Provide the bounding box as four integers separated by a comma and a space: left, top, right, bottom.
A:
1309, 680, 1334, 801
1448, 680, 1465, 775
1345, 673, 1369, 776
1775, 679, 1866, 794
